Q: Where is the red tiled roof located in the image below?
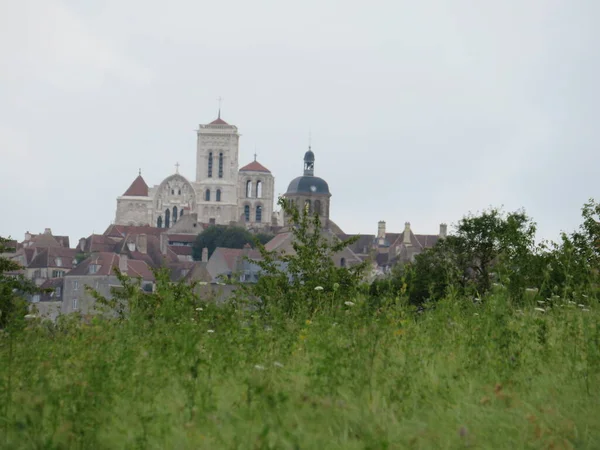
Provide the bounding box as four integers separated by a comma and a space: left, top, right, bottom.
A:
167, 234, 198, 242
103, 224, 163, 239
169, 246, 193, 256
209, 117, 229, 125
240, 160, 271, 173
213, 247, 262, 270
123, 175, 149, 196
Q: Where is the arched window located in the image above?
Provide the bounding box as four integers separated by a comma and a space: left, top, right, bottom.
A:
173, 206, 178, 223
165, 209, 171, 228
157, 216, 163, 228
180, 209, 184, 216
244, 205, 250, 222
205, 189, 211, 201
256, 205, 262, 222
171, 189, 174, 195
208, 152, 213, 177
218, 153, 224, 178
304, 199, 312, 214
340, 257, 346, 267
178, 189, 181, 195
256, 180, 263, 198
246, 180, 252, 198
314, 200, 322, 215
216, 189, 221, 202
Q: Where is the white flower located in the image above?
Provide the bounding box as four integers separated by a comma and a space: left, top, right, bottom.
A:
473, 313, 479, 316
24, 314, 36, 320
344, 301, 355, 306
254, 365, 265, 371
273, 361, 284, 368
537, 300, 545, 305
568, 301, 576, 305
534, 307, 545, 313
578, 304, 586, 308
582, 308, 590, 312
526, 288, 539, 293
207, 329, 215, 333
582, 294, 588, 298
198, 282, 208, 286
314, 286, 324, 291
195, 307, 203, 311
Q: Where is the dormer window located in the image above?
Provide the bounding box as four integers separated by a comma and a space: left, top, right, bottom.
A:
55, 257, 62, 267
88, 264, 99, 274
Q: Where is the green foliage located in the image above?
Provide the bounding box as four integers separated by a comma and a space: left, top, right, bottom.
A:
245, 197, 368, 317
0, 237, 38, 331
192, 225, 273, 261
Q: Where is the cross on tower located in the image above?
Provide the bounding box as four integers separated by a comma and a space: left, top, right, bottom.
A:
217, 96, 223, 119
175, 162, 180, 174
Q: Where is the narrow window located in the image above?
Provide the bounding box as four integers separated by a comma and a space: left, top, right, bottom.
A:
244, 205, 250, 222
218, 153, 224, 178
304, 199, 312, 214
205, 189, 211, 201
246, 180, 252, 198
165, 209, 171, 228
73, 280, 79, 290
208, 152, 213, 177
256, 205, 262, 222
157, 216, 163, 228
171, 189, 174, 195
173, 206, 178, 223
72, 298, 79, 310
178, 189, 181, 195
180, 209, 184, 216
340, 257, 346, 267
256, 180, 263, 198
314, 200, 322, 215
216, 189, 221, 202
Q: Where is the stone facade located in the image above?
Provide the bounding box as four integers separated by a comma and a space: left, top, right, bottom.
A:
114, 115, 275, 230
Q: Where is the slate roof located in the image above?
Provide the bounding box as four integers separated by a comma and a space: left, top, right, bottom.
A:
122, 175, 149, 196
213, 247, 262, 271
28, 247, 78, 269
67, 252, 155, 281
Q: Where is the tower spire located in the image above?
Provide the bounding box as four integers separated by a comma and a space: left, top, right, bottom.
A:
217, 96, 223, 119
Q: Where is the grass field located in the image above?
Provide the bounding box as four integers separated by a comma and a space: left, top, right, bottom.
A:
1, 291, 599, 449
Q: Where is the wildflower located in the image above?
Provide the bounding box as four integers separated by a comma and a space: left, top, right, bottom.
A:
473, 313, 479, 316
582, 294, 588, 298
537, 300, 545, 305
264, 326, 272, 332
534, 307, 545, 313
344, 301, 355, 306
526, 288, 539, 293
333, 283, 340, 291
332, 322, 338, 327
582, 308, 590, 312
195, 307, 203, 311
394, 329, 404, 336
198, 282, 208, 286
568, 301, 576, 305
254, 365, 265, 371
314, 286, 324, 291
273, 361, 284, 368
207, 329, 215, 333
305, 319, 311, 325
578, 304, 586, 308
24, 314, 36, 320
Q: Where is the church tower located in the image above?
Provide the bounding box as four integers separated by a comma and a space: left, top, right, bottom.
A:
194, 113, 240, 225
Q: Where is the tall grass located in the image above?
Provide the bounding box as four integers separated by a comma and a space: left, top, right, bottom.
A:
1, 289, 598, 449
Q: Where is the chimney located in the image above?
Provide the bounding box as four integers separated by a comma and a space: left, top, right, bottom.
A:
377, 220, 386, 240
119, 254, 128, 273
403, 222, 411, 245
78, 237, 86, 252
44, 228, 52, 235
24, 231, 31, 242
137, 234, 148, 254
439, 223, 447, 239
202, 247, 209, 262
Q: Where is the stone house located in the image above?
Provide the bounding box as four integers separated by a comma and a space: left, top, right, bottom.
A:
62, 253, 155, 316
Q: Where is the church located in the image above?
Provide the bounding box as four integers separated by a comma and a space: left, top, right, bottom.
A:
114, 113, 276, 229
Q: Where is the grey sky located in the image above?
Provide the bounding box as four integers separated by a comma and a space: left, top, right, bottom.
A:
1, 0, 598, 245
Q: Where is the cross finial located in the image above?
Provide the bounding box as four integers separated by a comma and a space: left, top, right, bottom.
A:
217, 96, 223, 119
175, 162, 180, 174
254, 144, 257, 161
138, 168, 141, 176
308, 129, 312, 150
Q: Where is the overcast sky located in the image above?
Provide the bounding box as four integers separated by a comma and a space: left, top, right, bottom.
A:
1, 0, 598, 245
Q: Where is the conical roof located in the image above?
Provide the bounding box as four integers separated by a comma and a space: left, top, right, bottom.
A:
123, 175, 149, 196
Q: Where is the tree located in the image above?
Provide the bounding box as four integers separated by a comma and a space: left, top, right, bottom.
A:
0, 237, 38, 329
243, 197, 367, 316
192, 226, 274, 261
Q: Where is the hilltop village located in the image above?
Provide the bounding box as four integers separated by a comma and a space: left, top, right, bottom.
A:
4, 114, 446, 320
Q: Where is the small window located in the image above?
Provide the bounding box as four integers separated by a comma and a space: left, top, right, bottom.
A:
205, 189, 211, 201
340, 257, 346, 268
173, 206, 178, 223
32, 294, 40, 303
72, 299, 79, 310
244, 205, 250, 222
171, 189, 174, 195
178, 189, 181, 195
246, 180, 252, 198
314, 200, 322, 215
73, 280, 79, 290
165, 209, 171, 228
218, 153, 224, 178
208, 152, 213, 177
55, 257, 63, 267
56, 287, 62, 297
88, 264, 99, 274
216, 189, 221, 202
157, 216, 163, 228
